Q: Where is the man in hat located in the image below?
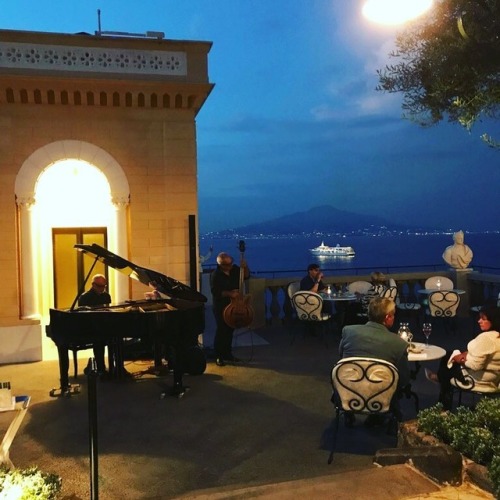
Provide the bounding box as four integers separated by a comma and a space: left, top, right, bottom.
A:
300, 263, 326, 292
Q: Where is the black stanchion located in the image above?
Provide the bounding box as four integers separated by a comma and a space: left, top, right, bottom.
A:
86, 357, 99, 500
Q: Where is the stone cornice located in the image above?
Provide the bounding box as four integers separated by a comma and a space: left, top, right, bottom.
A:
0, 41, 187, 76
0, 75, 214, 111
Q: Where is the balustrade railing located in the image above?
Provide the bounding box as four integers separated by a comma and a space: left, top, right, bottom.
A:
202, 267, 500, 329
247, 270, 500, 328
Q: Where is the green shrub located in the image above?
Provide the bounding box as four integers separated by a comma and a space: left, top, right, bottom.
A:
489, 454, 500, 499
417, 398, 500, 496
0, 465, 61, 499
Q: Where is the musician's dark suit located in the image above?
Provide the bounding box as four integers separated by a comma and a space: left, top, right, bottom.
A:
210, 264, 241, 363
78, 287, 111, 374
339, 321, 410, 388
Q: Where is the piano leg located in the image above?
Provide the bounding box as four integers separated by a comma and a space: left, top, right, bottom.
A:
108, 338, 132, 381
57, 345, 70, 389
49, 344, 81, 397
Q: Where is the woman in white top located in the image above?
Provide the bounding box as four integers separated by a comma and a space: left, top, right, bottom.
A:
426, 306, 500, 409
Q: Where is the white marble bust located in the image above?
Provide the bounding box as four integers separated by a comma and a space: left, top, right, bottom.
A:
442, 230, 473, 269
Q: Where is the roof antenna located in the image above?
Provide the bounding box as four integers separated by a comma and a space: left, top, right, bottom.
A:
94, 9, 165, 39
97, 9, 102, 35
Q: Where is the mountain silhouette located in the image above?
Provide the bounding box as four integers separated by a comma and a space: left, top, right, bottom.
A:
206, 205, 406, 236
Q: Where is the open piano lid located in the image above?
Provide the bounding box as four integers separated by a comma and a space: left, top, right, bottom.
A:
75, 243, 207, 304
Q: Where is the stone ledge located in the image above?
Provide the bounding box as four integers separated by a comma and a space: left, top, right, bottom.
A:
374, 445, 462, 485
379, 420, 495, 495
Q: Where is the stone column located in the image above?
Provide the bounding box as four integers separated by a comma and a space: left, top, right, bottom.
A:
17, 196, 40, 319
247, 278, 268, 328
111, 195, 130, 304
449, 268, 472, 317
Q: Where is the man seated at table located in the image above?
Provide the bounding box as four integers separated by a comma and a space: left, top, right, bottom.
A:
339, 297, 411, 427
300, 263, 326, 292
299, 263, 335, 318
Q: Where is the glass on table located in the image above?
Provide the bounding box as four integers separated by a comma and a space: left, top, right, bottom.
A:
398, 322, 411, 341
422, 323, 432, 347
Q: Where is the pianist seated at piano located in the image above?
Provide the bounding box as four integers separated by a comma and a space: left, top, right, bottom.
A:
78, 274, 111, 376
47, 243, 208, 398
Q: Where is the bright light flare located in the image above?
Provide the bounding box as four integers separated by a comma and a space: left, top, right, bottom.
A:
36, 159, 111, 226
362, 0, 433, 25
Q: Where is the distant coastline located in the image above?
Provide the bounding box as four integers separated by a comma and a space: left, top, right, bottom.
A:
200, 204, 498, 239
201, 228, 500, 239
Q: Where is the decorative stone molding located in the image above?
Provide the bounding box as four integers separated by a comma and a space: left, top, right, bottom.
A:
112, 195, 130, 209
0, 42, 187, 76
16, 196, 36, 209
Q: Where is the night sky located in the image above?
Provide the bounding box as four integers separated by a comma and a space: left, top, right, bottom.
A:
4, 1, 500, 232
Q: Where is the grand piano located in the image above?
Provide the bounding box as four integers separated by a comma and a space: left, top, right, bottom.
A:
47, 244, 207, 396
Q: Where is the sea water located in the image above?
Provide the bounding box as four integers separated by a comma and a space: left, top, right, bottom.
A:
200, 233, 500, 277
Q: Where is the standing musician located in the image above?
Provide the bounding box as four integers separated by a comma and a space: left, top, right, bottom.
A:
210, 251, 250, 366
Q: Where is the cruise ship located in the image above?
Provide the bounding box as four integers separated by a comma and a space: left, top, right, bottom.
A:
309, 241, 355, 257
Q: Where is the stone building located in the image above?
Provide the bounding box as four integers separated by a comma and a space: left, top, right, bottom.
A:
0, 29, 213, 363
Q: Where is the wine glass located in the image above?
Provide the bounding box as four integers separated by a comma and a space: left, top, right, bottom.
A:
422, 323, 432, 347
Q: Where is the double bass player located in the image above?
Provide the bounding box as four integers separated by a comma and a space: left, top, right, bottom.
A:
210, 251, 250, 366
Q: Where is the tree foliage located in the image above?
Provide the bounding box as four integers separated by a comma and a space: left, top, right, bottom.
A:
376, 0, 500, 146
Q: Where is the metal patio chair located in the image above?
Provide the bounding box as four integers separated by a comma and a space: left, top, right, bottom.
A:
328, 357, 400, 463
450, 369, 500, 409
427, 290, 461, 334
291, 291, 331, 346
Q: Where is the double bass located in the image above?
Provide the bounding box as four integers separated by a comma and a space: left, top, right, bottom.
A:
223, 240, 254, 329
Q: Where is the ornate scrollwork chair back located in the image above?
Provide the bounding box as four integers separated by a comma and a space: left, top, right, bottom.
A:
381, 286, 398, 301
332, 357, 399, 413
291, 291, 331, 345
428, 291, 460, 334
292, 291, 324, 321
428, 291, 460, 318
328, 357, 400, 463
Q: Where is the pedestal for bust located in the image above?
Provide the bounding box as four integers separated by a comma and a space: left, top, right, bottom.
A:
449, 268, 472, 317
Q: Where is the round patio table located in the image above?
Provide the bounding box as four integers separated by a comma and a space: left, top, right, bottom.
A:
417, 289, 465, 296
408, 343, 446, 362
319, 292, 358, 329
319, 292, 358, 302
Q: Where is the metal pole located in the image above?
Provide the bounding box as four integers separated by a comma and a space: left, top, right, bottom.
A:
188, 214, 198, 291
86, 357, 99, 500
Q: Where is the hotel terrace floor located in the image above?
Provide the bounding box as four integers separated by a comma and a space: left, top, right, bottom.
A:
0, 312, 495, 499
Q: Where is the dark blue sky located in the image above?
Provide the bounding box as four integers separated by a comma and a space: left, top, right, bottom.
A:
5, 1, 500, 232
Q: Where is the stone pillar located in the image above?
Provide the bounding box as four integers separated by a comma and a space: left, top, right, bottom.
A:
111, 195, 130, 303
17, 196, 40, 319
449, 268, 472, 317
248, 278, 267, 328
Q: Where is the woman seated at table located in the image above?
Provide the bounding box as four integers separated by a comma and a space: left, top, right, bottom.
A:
425, 306, 500, 410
